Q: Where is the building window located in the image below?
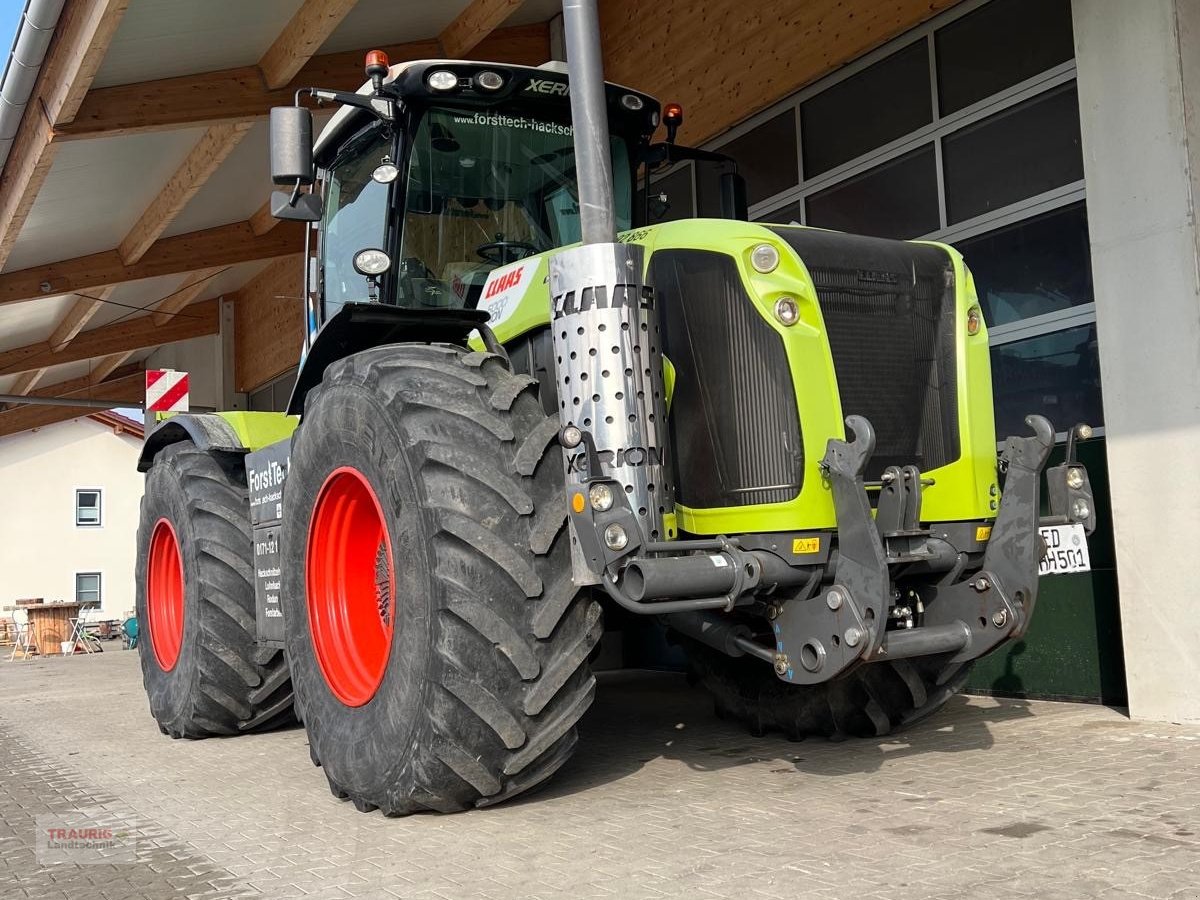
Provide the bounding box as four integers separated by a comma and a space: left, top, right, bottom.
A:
805, 144, 940, 240
76, 572, 102, 605
941, 82, 1083, 224
934, 0, 1075, 116
990, 325, 1103, 440
717, 109, 799, 207
75, 489, 102, 527
703, 0, 1093, 438
249, 367, 299, 413
800, 38, 932, 179
955, 202, 1093, 328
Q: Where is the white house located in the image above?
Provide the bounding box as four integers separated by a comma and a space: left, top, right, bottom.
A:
0, 412, 144, 626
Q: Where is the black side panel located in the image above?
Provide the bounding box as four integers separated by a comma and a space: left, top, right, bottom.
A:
652, 249, 803, 509
288, 302, 488, 415
768, 227, 959, 480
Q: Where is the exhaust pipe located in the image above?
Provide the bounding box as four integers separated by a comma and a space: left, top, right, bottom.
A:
561, 0, 616, 243
552, 0, 674, 585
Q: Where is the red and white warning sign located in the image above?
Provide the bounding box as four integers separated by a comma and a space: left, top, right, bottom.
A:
145, 369, 189, 413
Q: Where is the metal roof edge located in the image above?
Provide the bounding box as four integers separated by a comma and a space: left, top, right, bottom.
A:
0, 0, 68, 174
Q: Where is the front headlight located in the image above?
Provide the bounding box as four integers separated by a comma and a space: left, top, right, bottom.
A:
427, 70, 458, 91
588, 483, 614, 512
603, 524, 628, 551
750, 243, 780, 274
353, 248, 391, 276
773, 296, 799, 326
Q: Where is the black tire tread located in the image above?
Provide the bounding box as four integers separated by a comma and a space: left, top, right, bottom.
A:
298, 345, 599, 815
682, 635, 972, 741
137, 443, 294, 738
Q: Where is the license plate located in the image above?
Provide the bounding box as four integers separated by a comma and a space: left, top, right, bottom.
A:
1038, 523, 1091, 576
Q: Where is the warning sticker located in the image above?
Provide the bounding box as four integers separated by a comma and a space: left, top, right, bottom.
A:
792, 537, 821, 555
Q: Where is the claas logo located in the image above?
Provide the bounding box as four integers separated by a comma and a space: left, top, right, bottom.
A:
484, 268, 524, 299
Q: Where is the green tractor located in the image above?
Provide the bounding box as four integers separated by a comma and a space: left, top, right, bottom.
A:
133, 1, 1097, 815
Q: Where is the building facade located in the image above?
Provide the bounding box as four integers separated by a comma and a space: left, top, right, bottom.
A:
0, 414, 144, 625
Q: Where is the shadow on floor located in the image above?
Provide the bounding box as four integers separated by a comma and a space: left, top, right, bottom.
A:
524, 669, 1034, 806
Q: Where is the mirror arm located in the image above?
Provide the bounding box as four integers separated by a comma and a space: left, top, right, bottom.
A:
644, 142, 738, 175
295, 86, 395, 122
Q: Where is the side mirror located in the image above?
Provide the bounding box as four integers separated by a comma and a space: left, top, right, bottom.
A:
269, 106, 322, 221
270, 190, 323, 222
270, 106, 315, 186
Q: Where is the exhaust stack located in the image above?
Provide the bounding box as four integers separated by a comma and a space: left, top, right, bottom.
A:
551, 0, 674, 586
561, 0, 617, 244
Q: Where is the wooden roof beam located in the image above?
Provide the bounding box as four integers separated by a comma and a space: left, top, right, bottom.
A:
249, 198, 280, 237
57, 23, 551, 140
118, 124, 253, 265
117, 0, 353, 270
258, 0, 360, 90
0, 220, 303, 307
150, 268, 223, 326
0, 299, 219, 378
47, 286, 118, 350
9, 370, 46, 396
0, 0, 129, 272
27, 363, 143, 399
88, 352, 134, 385
440, 0, 526, 59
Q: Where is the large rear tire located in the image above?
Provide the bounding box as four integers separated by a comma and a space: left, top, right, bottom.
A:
135, 443, 294, 738
282, 344, 600, 815
682, 637, 973, 739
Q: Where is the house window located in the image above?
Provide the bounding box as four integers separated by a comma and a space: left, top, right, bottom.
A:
75, 489, 102, 527
76, 572, 102, 605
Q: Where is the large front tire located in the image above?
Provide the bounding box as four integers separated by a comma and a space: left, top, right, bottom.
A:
682, 637, 973, 739
282, 344, 599, 815
135, 443, 294, 738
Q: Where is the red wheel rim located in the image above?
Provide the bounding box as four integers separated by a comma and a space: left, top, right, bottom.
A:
147, 518, 185, 671
306, 467, 396, 707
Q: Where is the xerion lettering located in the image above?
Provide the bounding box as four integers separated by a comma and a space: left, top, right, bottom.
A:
523, 79, 570, 96
568, 446, 666, 472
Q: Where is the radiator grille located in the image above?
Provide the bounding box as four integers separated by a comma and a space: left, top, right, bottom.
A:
652, 250, 803, 509
768, 227, 960, 481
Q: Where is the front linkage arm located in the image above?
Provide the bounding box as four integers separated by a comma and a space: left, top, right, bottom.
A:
773, 414, 1057, 686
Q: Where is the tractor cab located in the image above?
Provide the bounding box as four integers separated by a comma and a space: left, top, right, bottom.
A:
270, 56, 746, 335
272, 58, 660, 326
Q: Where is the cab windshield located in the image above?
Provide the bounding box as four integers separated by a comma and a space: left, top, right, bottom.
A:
397, 107, 632, 309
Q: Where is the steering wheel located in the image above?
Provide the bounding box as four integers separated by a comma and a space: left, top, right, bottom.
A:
477, 240, 539, 266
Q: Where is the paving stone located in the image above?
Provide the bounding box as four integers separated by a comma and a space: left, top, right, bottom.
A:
1, 653, 1199, 898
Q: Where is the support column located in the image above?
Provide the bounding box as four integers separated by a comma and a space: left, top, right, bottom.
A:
1073, 0, 1200, 722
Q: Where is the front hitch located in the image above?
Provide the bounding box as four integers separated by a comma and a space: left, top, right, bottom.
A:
772, 414, 1058, 685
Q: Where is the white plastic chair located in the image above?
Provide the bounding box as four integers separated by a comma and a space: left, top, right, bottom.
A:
9, 609, 35, 661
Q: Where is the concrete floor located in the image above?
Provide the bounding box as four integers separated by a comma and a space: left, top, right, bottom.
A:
1, 650, 1198, 899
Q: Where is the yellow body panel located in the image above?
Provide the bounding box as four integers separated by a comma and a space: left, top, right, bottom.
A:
481, 219, 1000, 536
